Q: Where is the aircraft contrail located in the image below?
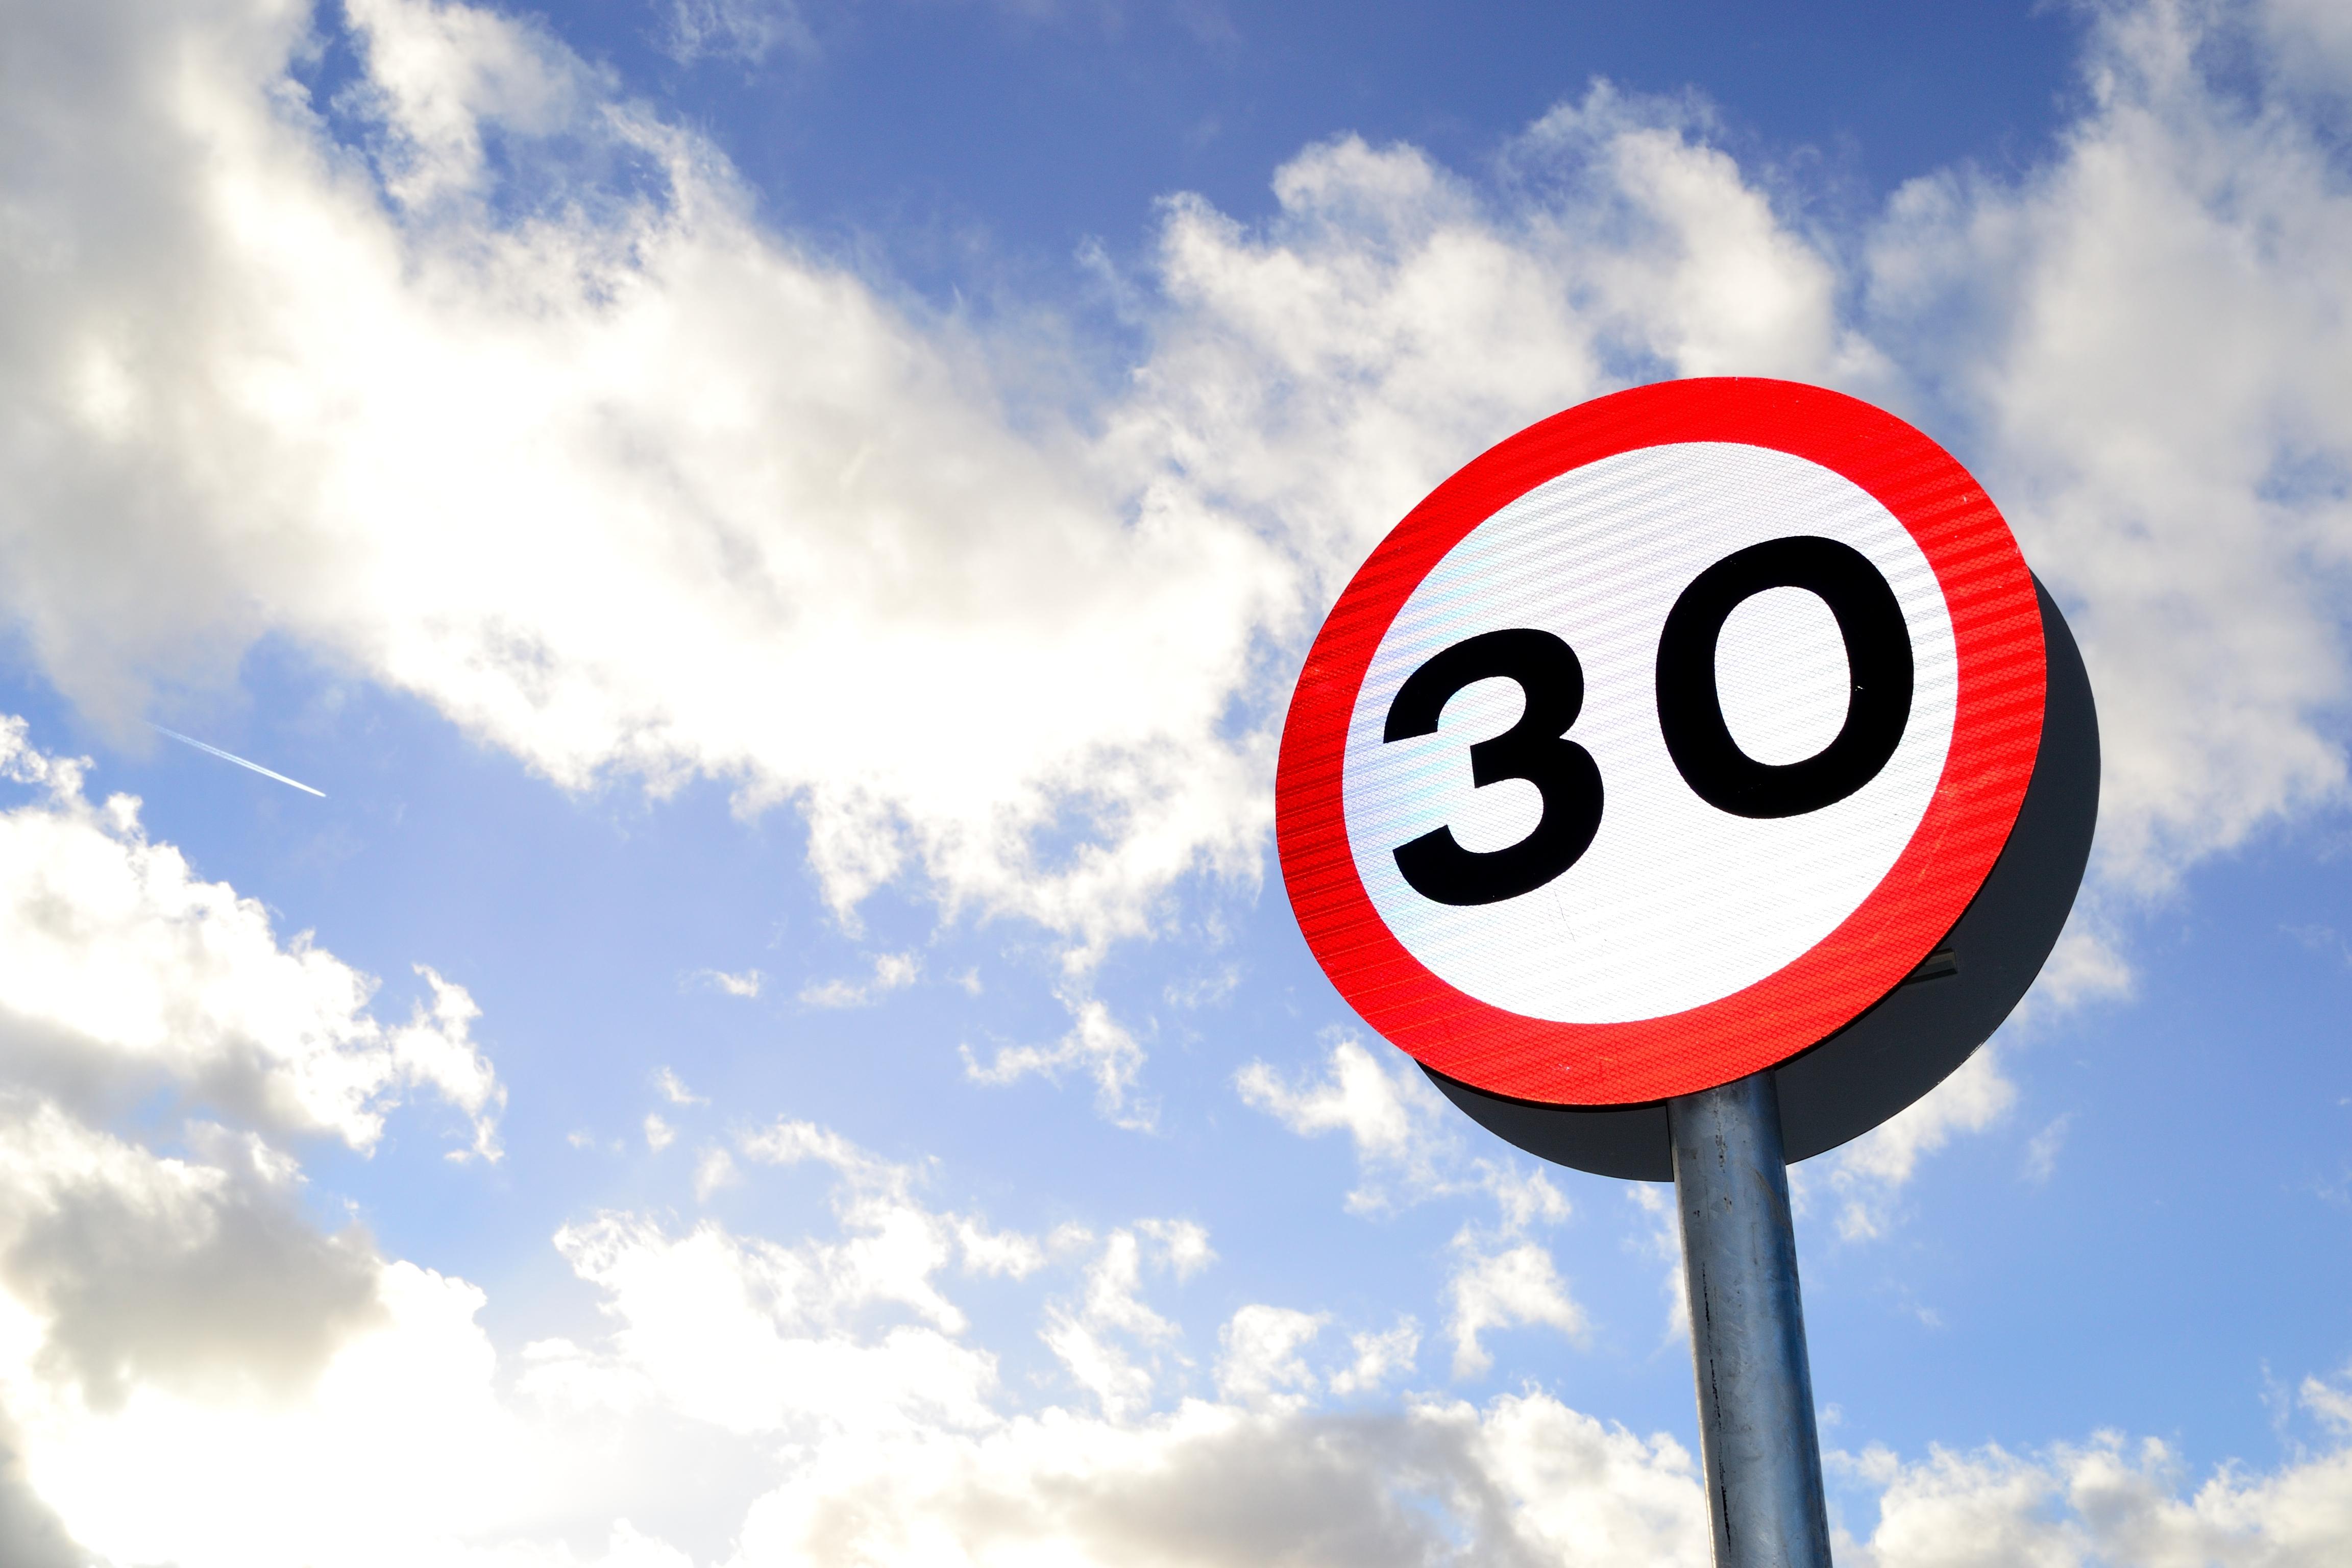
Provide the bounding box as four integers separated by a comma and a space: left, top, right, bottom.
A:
149, 724, 326, 797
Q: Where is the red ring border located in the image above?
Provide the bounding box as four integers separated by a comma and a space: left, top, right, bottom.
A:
1274, 378, 2047, 1105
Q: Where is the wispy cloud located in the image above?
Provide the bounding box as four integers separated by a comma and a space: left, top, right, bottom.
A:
653, 1067, 706, 1106
798, 951, 918, 1009
691, 967, 765, 999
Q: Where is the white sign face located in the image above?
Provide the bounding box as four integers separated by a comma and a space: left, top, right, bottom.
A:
1341, 442, 1959, 1024
1277, 379, 2046, 1106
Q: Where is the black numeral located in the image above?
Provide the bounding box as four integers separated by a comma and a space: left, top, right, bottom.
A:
1379, 537, 1918, 906
1653, 535, 1913, 819
1382, 628, 1604, 906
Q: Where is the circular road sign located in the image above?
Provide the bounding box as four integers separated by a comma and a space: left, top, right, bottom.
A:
1277, 379, 2093, 1173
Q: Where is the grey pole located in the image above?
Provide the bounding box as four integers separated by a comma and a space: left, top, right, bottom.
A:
1669, 1070, 1833, 1568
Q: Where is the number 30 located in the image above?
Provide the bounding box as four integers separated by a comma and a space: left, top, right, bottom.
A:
1383, 534, 1915, 907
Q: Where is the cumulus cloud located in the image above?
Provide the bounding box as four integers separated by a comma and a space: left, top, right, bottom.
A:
0, 0, 2342, 1034
0, 719, 501, 1158
1815, 1047, 2019, 1242
527, 1212, 998, 1437
798, 949, 918, 1009
1239, 1034, 1574, 1223
1328, 1316, 1422, 1398
1445, 1241, 1588, 1380
954, 1216, 1046, 1279
513, 1128, 1694, 1567
1844, 1427, 2352, 1568
1040, 1221, 1211, 1417
4, 0, 2352, 1559
732, 1390, 1707, 1566
1236, 1034, 1435, 1192
0, 0, 1303, 972
1864, 0, 2352, 894
963, 992, 1150, 1122
0, 0, 1888, 989
0, 701, 1658, 1564
5, 0, 2333, 1163
6, 1257, 549, 1568
0, 939, 2338, 1568
0, 1096, 383, 1410
1214, 1304, 1328, 1409
1239, 1034, 1587, 1378
0, 717, 550, 1565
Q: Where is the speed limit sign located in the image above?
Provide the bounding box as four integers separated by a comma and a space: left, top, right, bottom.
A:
1277, 378, 2096, 1178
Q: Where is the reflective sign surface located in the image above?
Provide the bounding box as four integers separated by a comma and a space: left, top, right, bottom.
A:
1279, 380, 2045, 1104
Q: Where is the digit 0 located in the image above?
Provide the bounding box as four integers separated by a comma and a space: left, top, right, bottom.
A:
1654, 535, 1914, 819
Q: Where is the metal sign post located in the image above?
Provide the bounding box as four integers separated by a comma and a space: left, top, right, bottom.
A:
1273, 379, 2097, 1568
1672, 1072, 1831, 1568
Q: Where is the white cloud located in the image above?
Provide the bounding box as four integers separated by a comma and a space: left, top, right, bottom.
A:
731, 1390, 1708, 1567
588, 1521, 698, 1568
341, 0, 587, 208
737, 1115, 889, 1177
1239, 1034, 1571, 1223
1863, 0, 2352, 896
0, 0, 1301, 967
1, 905, 2345, 1568
7, 3, 2352, 1558
1040, 1222, 1209, 1418
2304, 1365, 2352, 1437
7, 1252, 550, 1568
1241, 1037, 1588, 1376
1625, 1184, 1689, 1344
2262, 0, 2352, 87
798, 950, 918, 1009
963, 992, 1150, 1123
1818, 1048, 2018, 1242
660, 0, 813, 65
0, 719, 502, 1159
954, 1218, 1046, 1279
0, 712, 1677, 1564
691, 967, 764, 999
693, 1146, 739, 1200
527, 1212, 996, 1438
2023, 1115, 2073, 1184
653, 1066, 704, 1106
2020, 920, 2136, 1019
1327, 1316, 1421, 1398
0, 0, 1868, 993
1844, 1429, 2352, 1568
0, 1095, 383, 1411
1445, 1241, 1588, 1380
726, 1119, 971, 1335
0, 0, 2341, 1068
1214, 1304, 1328, 1408
1137, 1217, 1215, 1280
0, 719, 564, 1565
0, 1072, 1704, 1568
1237, 1033, 1427, 1173
642, 1113, 675, 1154
4, 0, 2335, 1174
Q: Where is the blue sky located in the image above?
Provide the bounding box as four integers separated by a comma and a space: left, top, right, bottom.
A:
2, 1, 2350, 1564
